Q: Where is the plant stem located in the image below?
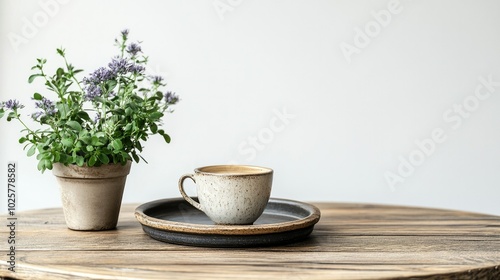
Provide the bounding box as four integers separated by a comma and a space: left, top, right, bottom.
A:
63, 56, 85, 94
16, 116, 41, 141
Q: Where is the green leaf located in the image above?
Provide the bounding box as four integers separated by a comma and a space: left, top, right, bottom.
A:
94, 96, 112, 106
128, 102, 138, 110
79, 129, 89, 137
88, 155, 97, 167
138, 154, 148, 164
54, 152, 61, 162
91, 136, 100, 146
112, 108, 125, 115
18, 137, 28, 144
77, 111, 91, 121
150, 123, 158, 134
86, 145, 94, 152
131, 95, 144, 103
131, 152, 140, 163
0, 109, 4, 119
105, 80, 117, 91
36, 152, 44, 160
95, 132, 106, 138
80, 136, 91, 145
66, 121, 82, 132
33, 93, 43, 100
7, 111, 16, 121
125, 107, 133, 116
75, 141, 82, 149
28, 74, 42, 83
149, 112, 163, 120
162, 133, 171, 143
44, 159, 53, 170
134, 141, 143, 152
119, 151, 129, 162
37, 159, 45, 171
75, 156, 84, 166
61, 138, 73, 148
157, 130, 171, 143
27, 145, 37, 157
56, 68, 64, 78
124, 123, 132, 132
111, 139, 123, 150
98, 153, 110, 164
36, 158, 52, 172
57, 103, 70, 119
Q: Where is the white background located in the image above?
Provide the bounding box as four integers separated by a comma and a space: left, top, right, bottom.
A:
1, 0, 499, 215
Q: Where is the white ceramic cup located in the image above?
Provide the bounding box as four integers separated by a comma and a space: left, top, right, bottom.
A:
178, 165, 273, 225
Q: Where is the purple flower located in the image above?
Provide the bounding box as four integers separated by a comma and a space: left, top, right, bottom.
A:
164, 91, 179, 104
4, 99, 24, 110
34, 97, 54, 110
121, 29, 129, 37
31, 97, 56, 120
150, 75, 164, 85
31, 111, 44, 120
129, 64, 145, 74
83, 56, 145, 95
82, 66, 115, 100
126, 42, 142, 56
84, 84, 102, 100
33, 97, 57, 118
84, 67, 116, 85
108, 57, 131, 75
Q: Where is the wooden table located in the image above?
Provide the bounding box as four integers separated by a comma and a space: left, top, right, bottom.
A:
1, 202, 499, 279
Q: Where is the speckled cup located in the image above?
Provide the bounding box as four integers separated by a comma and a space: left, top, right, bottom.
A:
178, 165, 273, 225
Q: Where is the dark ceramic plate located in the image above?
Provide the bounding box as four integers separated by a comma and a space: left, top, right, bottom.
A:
135, 197, 321, 247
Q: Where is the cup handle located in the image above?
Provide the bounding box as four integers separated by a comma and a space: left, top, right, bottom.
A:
178, 174, 203, 211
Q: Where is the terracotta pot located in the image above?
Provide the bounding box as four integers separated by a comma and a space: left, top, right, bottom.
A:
52, 161, 132, 231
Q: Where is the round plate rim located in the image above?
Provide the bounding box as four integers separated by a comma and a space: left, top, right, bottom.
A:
135, 197, 321, 235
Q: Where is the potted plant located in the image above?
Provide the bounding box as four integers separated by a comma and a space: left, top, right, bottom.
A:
0, 29, 179, 230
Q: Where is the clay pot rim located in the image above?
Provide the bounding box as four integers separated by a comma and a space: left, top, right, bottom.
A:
52, 161, 132, 179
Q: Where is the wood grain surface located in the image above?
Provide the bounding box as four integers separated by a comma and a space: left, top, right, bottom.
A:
0, 202, 499, 279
